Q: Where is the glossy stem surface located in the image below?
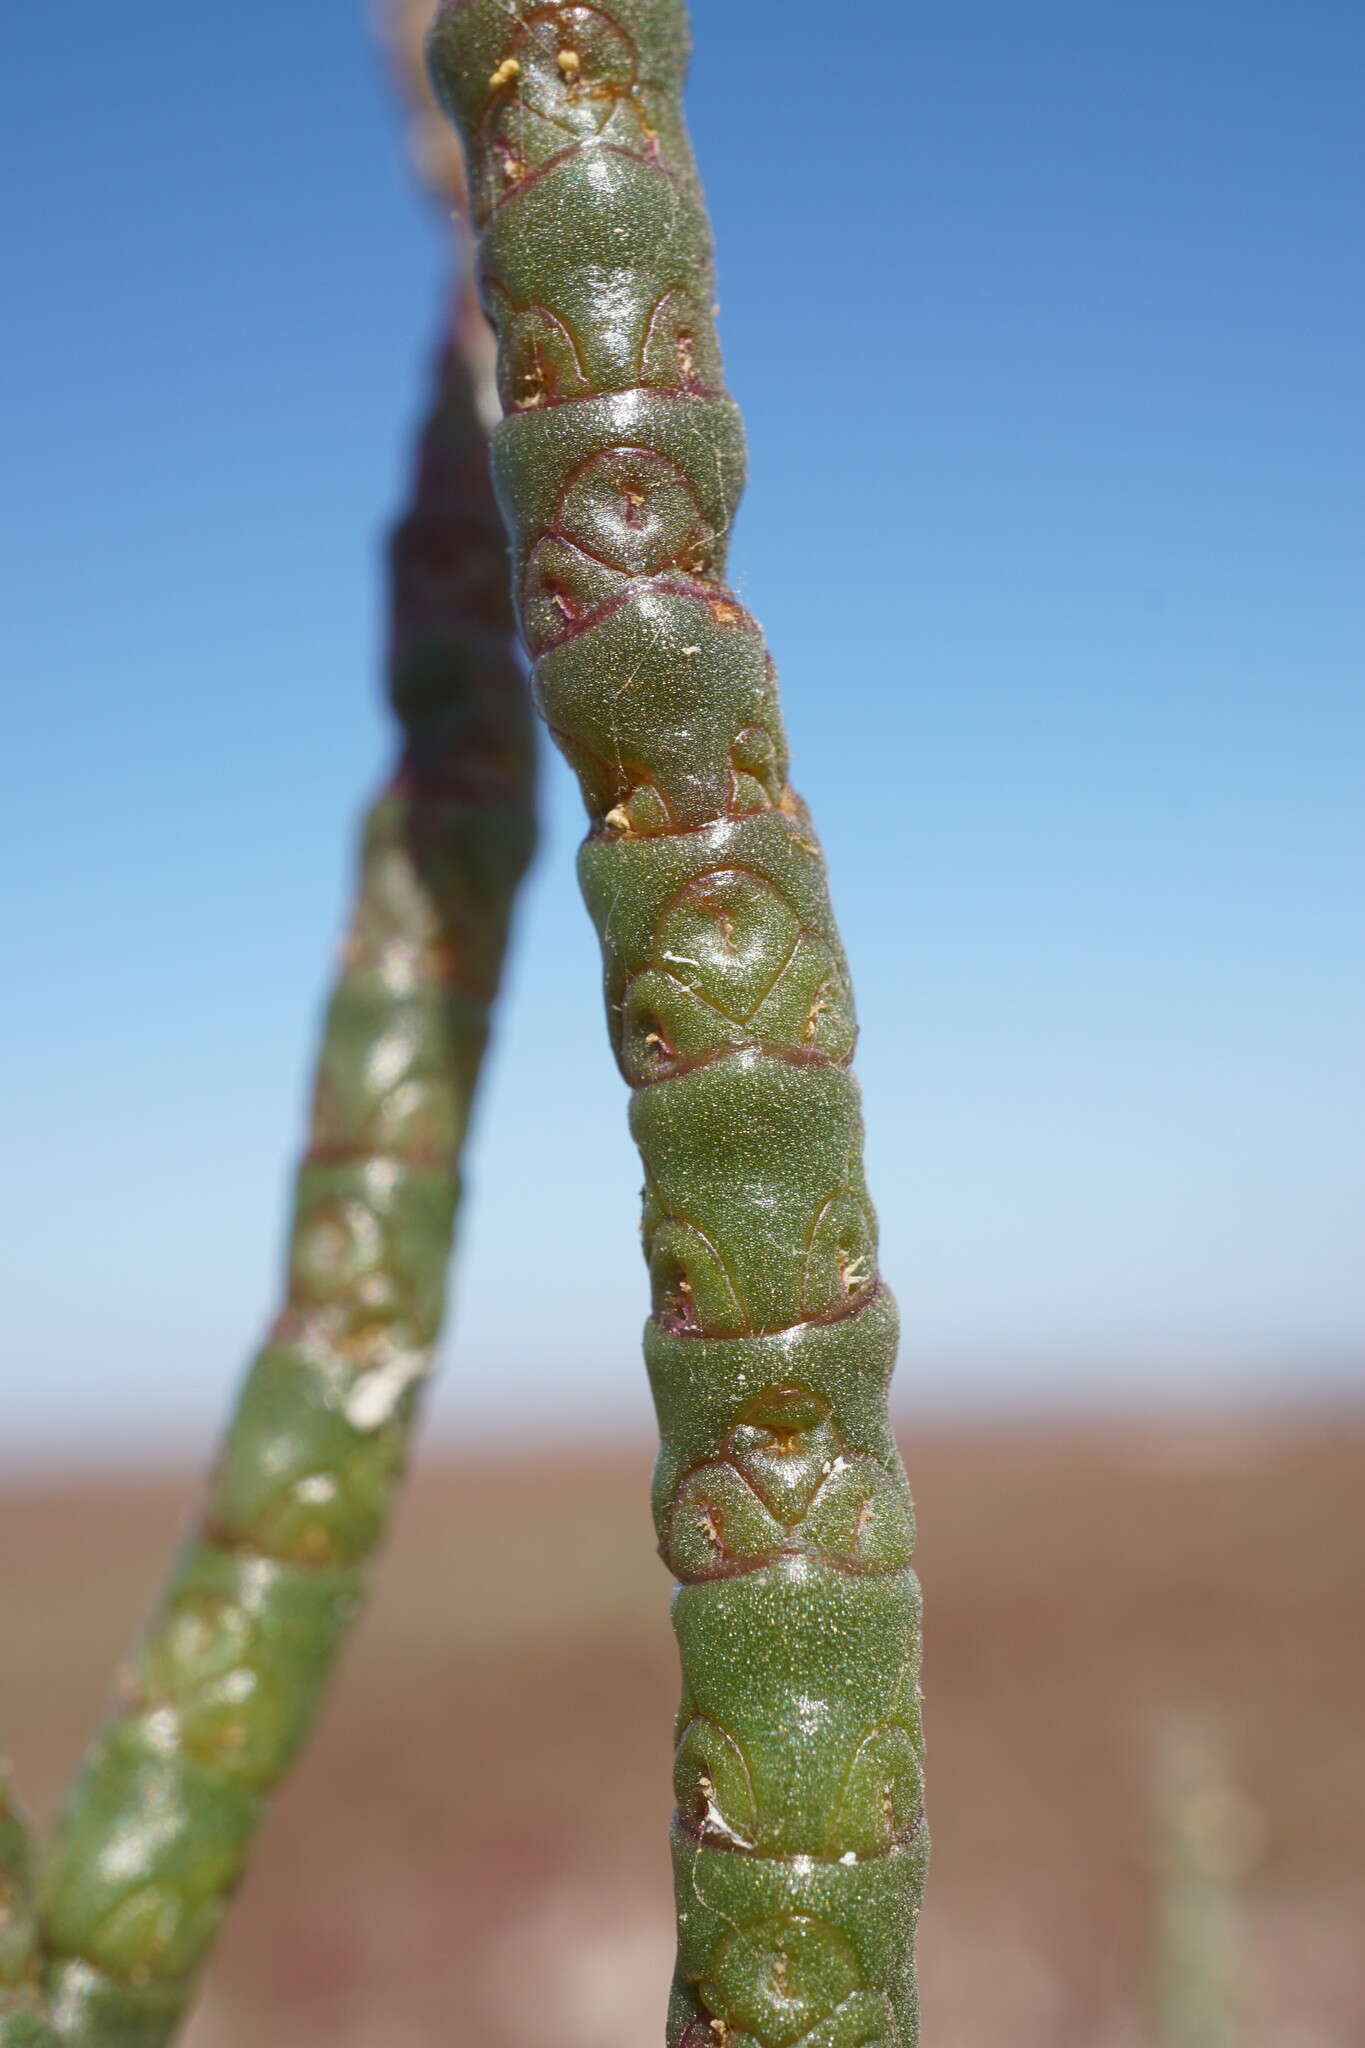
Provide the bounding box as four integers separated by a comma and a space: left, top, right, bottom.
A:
429, 7, 927, 2042
35, 291, 535, 2047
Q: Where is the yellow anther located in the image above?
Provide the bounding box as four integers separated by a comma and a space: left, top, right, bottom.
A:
488, 57, 520, 90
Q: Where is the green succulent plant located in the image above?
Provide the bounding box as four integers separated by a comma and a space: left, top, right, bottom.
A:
7, 6, 933, 2041
21, 292, 535, 2046
427, 5, 928, 2041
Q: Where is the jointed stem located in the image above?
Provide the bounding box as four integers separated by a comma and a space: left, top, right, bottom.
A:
32, 289, 535, 2047
429, 5, 927, 2042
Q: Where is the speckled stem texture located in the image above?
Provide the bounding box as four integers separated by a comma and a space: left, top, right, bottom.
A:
429, 7, 927, 2044
33, 295, 536, 2048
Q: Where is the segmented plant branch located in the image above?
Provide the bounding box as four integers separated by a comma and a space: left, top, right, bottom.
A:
33, 292, 535, 2048
0, 1778, 57, 2045
429, 7, 928, 2043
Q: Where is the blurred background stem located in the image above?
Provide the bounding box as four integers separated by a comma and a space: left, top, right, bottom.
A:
1153, 1719, 1264, 2048
29, 10, 535, 2039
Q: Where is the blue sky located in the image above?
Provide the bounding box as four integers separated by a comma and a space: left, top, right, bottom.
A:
3, 0, 1362, 1460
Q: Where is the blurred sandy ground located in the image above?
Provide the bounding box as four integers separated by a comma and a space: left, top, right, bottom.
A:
1, 1418, 1360, 2046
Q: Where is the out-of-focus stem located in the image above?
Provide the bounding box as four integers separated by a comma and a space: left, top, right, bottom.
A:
35, 275, 534, 2046
0, 1776, 56, 2043
1153, 1721, 1261, 2048
374, 0, 472, 217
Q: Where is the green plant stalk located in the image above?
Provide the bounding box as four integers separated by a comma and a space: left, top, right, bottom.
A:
34, 291, 536, 2048
1153, 1725, 1252, 2048
429, 7, 927, 2042
0, 1778, 58, 2045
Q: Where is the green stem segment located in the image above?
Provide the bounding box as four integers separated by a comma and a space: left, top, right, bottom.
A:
0, 1778, 57, 2045
429, 7, 927, 2043
35, 296, 536, 2047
